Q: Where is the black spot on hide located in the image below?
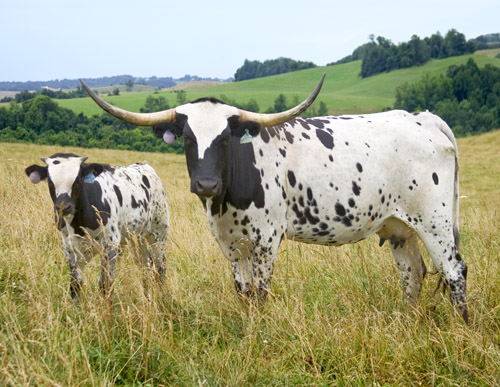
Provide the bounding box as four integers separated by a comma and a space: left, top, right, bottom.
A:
316, 129, 334, 149
70, 180, 111, 235
287, 171, 296, 188
113, 185, 123, 206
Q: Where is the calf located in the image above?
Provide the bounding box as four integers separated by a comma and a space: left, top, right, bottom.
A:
26, 153, 170, 299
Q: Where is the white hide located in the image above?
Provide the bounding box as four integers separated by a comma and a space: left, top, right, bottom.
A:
43, 156, 87, 197
176, 101, 239, 158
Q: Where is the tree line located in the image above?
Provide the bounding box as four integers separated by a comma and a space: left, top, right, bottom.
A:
0, 75, 170, 92
331, 29, 497, 78
0, 95, 184, 153
0, 90, 328, 153
361, 29, 478, 77
0, 56, 498, 154
394, 58, 500, 136
0, 74, 234, 93
1, 87, 90, 103
234, 57, 317, 81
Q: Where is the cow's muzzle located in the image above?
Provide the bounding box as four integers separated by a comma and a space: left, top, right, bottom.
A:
193, 179, 220, 198
54, 195, 75, 217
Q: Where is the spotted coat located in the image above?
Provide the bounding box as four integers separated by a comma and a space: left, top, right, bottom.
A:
26, 154, 170, 299
83, 80, 468, 323
158, 106, 467, 322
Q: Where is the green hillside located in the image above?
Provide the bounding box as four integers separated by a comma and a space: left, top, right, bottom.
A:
56, 50, 499, 116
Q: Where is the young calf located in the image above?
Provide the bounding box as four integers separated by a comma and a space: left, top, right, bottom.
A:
26, 153, 170, 300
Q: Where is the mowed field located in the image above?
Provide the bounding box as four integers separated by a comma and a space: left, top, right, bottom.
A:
1, 129, 499, 385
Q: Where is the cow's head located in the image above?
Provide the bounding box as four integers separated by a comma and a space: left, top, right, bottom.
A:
25, 154, 105, 226
80, 74, 325, 202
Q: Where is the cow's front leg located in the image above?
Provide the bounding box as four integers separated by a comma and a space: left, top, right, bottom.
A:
64, 245, 83, 301
231, 245, 276, 302
98, 244, 118, 298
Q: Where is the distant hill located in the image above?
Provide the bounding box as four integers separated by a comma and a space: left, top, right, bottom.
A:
0, 74, 232, 92
475, 33, 500, 44
55, 49, 500, 117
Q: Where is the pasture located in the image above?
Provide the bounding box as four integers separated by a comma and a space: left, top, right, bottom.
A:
0, 129, 499, 385
56, 50, 500, 117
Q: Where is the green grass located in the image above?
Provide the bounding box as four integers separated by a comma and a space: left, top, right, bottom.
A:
1, 129, 500, 385
56, 50, 500, 116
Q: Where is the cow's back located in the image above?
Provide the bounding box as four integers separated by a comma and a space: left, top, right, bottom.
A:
95, 163, 169, 240
252, 110, 458, 245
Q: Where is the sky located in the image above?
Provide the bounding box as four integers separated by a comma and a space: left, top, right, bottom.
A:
2, 0, 499, 82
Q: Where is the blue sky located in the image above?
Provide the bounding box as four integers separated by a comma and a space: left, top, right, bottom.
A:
2, 0, 499, 82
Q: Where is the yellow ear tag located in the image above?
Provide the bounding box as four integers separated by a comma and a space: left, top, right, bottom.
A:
240, 129, 253, 144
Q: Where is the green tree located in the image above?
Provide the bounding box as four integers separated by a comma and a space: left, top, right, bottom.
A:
234, 57, 316, 81
141, 95, 170, 113
175, 90, 187, 105
393, 58, 500, 136
318, 101, 328, 116
443, 29, 467, 56
274, 94, 288, 112
125, 79, 134, 91
244, 99, 260, 113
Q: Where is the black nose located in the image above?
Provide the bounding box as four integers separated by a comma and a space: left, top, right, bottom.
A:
55, 200, 73, 216
195, 179, 219, 197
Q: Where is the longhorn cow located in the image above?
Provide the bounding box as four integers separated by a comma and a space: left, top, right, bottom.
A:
81, 75, 468, 322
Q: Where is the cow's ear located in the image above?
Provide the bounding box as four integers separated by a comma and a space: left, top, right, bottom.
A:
231, 121, 261, 138
153, 122, 183, 144
25, 164, 47, 184
81, 163, 105, 177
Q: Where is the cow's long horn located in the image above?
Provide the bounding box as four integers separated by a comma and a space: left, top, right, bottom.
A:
237, 73, 326, 127
80, 80, 176, 126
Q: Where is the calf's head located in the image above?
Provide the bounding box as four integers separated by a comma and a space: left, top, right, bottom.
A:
80, 74, 325, 201
25, 153, 104, 226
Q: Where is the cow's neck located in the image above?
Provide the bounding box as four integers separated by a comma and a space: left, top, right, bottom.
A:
70, 181, 111, 234
207, 138, 265, 218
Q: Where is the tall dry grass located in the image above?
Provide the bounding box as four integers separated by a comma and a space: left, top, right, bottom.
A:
0, 132, 499, 385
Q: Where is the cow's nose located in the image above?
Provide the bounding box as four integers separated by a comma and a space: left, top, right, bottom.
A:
195, 179, 219, 197
56, 201, 72, 215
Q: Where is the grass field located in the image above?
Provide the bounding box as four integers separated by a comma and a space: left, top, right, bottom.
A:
1, 127, 499, 385
55, 50, 500, 117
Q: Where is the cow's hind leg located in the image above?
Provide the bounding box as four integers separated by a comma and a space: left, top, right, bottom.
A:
389, 235, 427, 304
416, 228, 468, 323
139, 234, 167, 284
150, 233, 167, 284
378, 218, 427, 305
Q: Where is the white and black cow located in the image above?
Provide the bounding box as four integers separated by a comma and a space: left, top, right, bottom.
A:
81, 76, 468, 322
26, 153, 170, 299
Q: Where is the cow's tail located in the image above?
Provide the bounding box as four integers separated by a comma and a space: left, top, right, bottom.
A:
434, 113, 460, 249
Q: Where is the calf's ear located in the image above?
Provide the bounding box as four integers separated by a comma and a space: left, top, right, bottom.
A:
153, 122, 183, 144
25, 164, 47, 184
81, 163, 106, 177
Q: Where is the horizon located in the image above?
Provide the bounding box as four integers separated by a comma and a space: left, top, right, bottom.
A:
2, 0, 499, 83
